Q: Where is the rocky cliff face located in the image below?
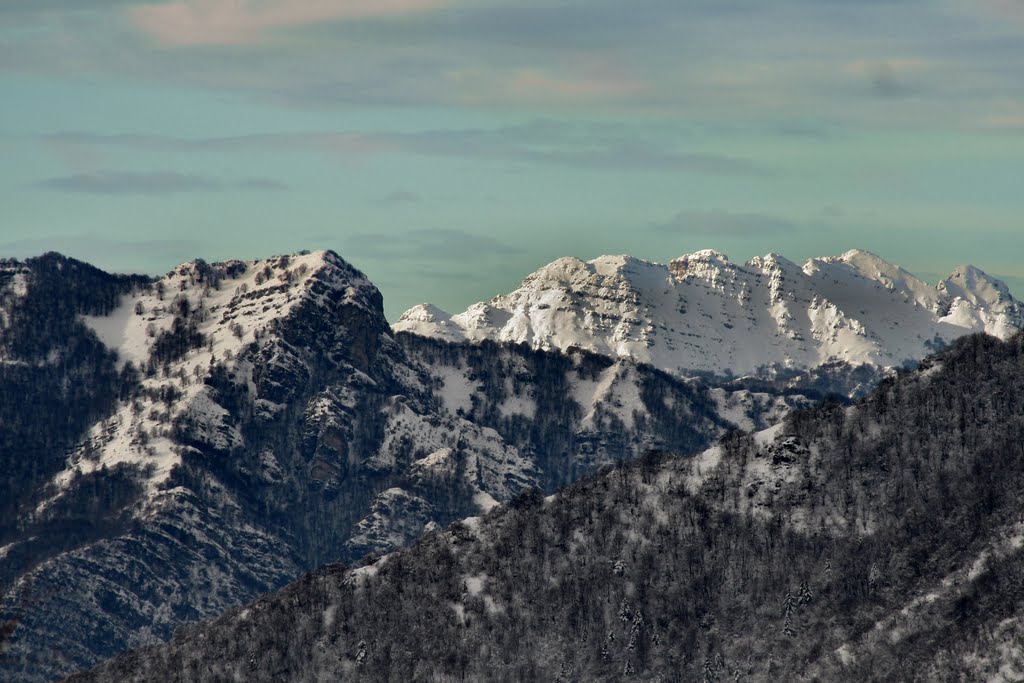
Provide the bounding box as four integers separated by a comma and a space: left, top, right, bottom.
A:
0, 251, 792, 681
395, 249, 1023, 384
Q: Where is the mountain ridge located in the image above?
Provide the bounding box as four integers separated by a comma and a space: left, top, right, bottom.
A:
395, 248, 1023, 381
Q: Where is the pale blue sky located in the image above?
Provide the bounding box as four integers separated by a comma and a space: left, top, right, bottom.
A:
2, 0, 1024, 319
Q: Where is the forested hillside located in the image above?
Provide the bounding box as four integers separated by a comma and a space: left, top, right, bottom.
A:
72, 332, 1024, 682
0, 254, 150, 584
396, 333, 811, 491
3, 251, 804, 682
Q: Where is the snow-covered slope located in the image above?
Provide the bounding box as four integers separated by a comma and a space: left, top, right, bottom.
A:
395, 249, 1023, 379
39, 252, 371, 505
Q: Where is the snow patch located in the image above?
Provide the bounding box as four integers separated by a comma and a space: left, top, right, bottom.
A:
434, 365, 480, 415
348, 554, 391, 584
497, 390, 536, 419
754, 422, 785, 447
464, 575, 485, 596
415, 447, 455, 470
0, 540, 19, 562
473, 491, 500, 512
683, 445, 722, 492
570, 362, 645, 429
709, 388, 756, 431
9, 271, 28, 298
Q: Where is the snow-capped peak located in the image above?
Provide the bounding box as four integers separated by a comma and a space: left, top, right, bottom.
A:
395, 303, 464, 342
837, 247, 886, 263
937, 265, 1021, 338
673, 248, 731, 265
669, 250, 745, 291
400, 302, 453, 323
747, 252, 803, 276
805, 249, 942, 313
393, 248, 1023, 380
828, 249, 931, 294
942, 265, 1013, 307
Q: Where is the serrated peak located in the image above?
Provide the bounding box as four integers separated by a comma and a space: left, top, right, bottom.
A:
165, 250, 356, 287
947, 263, 997, 284
397, 302, 453, 324
748, 252, 800, 272
394, 247, 1023, 381
942, 264, 1014, 306
837, 248, 884, 262
668, 249, 732, 279
525, 256, 589, 283
671, 248, 730, 263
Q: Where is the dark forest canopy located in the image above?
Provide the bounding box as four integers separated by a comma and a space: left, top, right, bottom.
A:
72, 332, 1024, 682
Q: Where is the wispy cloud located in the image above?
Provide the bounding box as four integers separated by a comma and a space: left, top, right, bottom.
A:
0, 0, 137, 15
446, 61, 652, 106
4, 0, 1021, 125
129, 0, 449, 47
34, 170, 287, 195
344, 228, 523, 261
844, 59, 930, 99
375, 189, 421, 205
978, 112, 1024, 131
235, 177, 289, 191
969, 0, 1024, 29
42, 124, 764, 175
652, 209, 800, 236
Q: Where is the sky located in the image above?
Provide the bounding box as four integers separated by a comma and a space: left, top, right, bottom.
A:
2, 0, 1024, 320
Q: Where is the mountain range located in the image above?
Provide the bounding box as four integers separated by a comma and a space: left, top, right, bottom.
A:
70, 331, 1024, 682
396, 248, 1022, 381
0, 250, 792, 681
0, 247, 1020, 681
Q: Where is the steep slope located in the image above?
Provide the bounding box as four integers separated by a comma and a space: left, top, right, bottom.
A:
72, 332, 1024, 682
0, 251, 753, 682
395, 249, 1023, 384
396, 334, 812, 493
